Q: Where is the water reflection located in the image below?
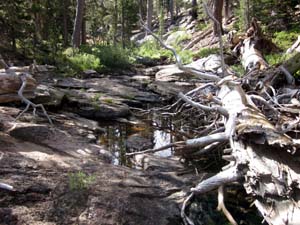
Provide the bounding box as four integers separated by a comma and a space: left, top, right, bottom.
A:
97, 114, 175, 166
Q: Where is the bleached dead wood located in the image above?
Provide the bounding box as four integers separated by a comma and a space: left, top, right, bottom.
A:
0, 152, 13, 191
286, 36, 300, 54
15, 73, 53, 124
140, 14, 300, 225
0, 183, 14, 191
0, 57, 52, 123
233, 37, 269, 72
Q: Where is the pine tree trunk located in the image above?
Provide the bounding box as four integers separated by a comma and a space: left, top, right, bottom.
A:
191, 0, 198, 20
169, 0, 175, 24
112, 0, 118, 45
224, 0, 231, 24
139, 0, 144, 19
81, 0, 86, 45
213, 0, 223, 36
72, 0, 84, 48
147, 0, 153, 32
121, 0, 125, 48
63, 0, 69, 47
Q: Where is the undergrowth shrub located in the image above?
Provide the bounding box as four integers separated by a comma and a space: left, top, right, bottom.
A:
272, 28, 300, 50
63, 48, 101, 71
59, 45, 132, 74
68, 171, 95, 191
194, 47, 220, 58
135, 39, 193, 64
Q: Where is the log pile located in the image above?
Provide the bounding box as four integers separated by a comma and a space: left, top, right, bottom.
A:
134, 13, 300, 225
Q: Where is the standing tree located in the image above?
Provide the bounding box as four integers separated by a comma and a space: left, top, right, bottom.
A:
212, 0, 223, 36
72, 0, 85, 47
62, 0, 70, 47
169, 0, 175, 24
191, 0, 198, 20
224, 0, 231, 24
146, 0, 153, 32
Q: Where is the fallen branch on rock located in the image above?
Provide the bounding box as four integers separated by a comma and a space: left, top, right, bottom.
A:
15, 73, 53, 124
0, 152, 13, 191
138, 7, 300, 225
0, 56, 52, 124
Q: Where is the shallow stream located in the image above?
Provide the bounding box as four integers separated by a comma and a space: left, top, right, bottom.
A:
97, 113, 176, 166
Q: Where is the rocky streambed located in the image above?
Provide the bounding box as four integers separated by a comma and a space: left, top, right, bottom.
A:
0, 65, 204, 225
0, 58, 264, 225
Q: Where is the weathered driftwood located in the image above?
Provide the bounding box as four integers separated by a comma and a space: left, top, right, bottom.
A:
0, 57, 52, 123
0, 54, 37, 103
140, 15, 300, 225
0, 73, 37, 103
286, 36, 300, 54
15, 73, 53, 124
233, 37, 269, 72
283, 52, 300, 75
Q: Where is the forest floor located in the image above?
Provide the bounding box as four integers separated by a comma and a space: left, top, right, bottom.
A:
2, 10, 300, 224
0, 62, 204, 225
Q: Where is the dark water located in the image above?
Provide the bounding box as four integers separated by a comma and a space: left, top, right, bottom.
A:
96, 113, 263, 225
97, 113, 176, 166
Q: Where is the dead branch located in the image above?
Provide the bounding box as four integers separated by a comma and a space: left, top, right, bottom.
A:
181, 193, 195, 225
217, 185, 238, 225
286, 36, 300, 54
0, 183, 14, 191
178, 92, 228, 117
141, 11, 300, 225
15, 73, 53, 124
140, 20, 221, 82
0, 152, 13, 191
191, 166, 242, 194
0, 54, 16, 76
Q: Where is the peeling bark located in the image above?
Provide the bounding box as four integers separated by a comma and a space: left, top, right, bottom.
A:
140, 13, 300, 225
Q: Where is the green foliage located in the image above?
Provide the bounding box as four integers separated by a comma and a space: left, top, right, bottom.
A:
136, 40, 172, 60
103, 98, 114, 104
63, 48, 101, 71
265, 53, 292, 66
135, 39, 193, 64
91, 93, 102, 102
173, 32, 192, 46
195, 22, 210, 32
194, 48, 220, 58
88, 45, 132, 69
231, 64, 245, 76
272, 29, 300, 51
60, 45, 132, 74
68, 171, 95, 191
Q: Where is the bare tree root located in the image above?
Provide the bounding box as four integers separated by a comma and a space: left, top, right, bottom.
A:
15, 73, 53, 124
191, 166, 242, 194
181, 193, 195, 225
139, 5, 300, 225
126, 141, 184, 156
0, 153, 13, 191
217, 185, 238, 225
178, 92, 228, 117
0, 183, 14, 191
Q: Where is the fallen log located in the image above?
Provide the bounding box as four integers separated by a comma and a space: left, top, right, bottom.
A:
141, 13, 300, 225
233, 37, 269, 72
